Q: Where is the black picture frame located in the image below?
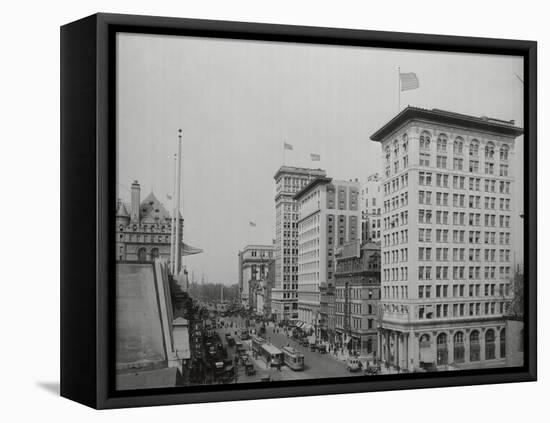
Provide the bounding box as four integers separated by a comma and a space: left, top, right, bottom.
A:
60, 12, 537, 409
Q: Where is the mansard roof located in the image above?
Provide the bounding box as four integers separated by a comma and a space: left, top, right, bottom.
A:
140, 192, 172, 222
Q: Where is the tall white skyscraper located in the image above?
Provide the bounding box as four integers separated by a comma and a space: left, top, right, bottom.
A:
370, 107, 523, 371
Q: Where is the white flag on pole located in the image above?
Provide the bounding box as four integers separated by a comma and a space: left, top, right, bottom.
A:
399, 72, 419, 91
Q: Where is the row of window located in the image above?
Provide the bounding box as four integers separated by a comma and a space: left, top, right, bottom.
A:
334, 315, 376, 330
419, 191, 512, 211
418, 247, 512, 262
334, 302, 376, 315
418, 228, 512, 245
118, 234, 169, 243
417, 282, 510, 298
418, 211, 512, 227
382, 263, 512, 283
418, 264, 510, 280
416, 301, 507, 320
383, 192, 409, 213
385, 132, 511, 178
383, 173, 409, 195
382, 229, 409, 247
418, 173, 511, 193
418, 329, 507, 364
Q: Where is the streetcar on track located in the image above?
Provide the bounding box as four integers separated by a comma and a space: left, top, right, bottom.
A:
251, 335, 267, 354
282, 346, 305, 371
259, 343, 283, 367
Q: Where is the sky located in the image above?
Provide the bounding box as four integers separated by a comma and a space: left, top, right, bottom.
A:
116, 32, 524, 285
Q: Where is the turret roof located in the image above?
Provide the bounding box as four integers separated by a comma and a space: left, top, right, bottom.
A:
116, 202, 130, 217
140, 192, 172, 222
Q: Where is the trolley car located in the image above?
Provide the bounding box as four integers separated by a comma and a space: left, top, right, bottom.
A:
251, 335, 267, 354
259, 343, 283, 367
282, 346, 305, 370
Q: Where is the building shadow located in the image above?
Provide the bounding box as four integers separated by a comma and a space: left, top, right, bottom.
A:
36, 381, 60, 396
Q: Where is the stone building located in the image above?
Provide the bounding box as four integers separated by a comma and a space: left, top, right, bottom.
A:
116, 181, 178, 262
116, 180, 202, 268
294, 176, 361, 340
238, 244, 274, 309
251, 259, 275, 318
370, 107, 523, 371
272, 166, 327, 322
361, 173, 383, 244
334, 240, 381, 356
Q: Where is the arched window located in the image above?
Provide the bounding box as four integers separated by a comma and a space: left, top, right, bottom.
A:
500, 144, 510, 161
151, 247, 159, 260
385, 146, 390, 163
420, 131, 431, 149
470, 330, 480, 361
454, 137, 464, 154
418, 333, 432, 364
485, 329, 496, 360
469, 139, 479, 157
402, 134, 408, 152
485, 142, 495, 160
437, 134, 447, 152
137, 247, 147, 262
436, 333, 448, 365
454, 331, 465, 363
500, 328, 506, 358
393, 139, 399, 156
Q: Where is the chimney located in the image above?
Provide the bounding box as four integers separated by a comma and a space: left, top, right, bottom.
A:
131, 180, 141, 222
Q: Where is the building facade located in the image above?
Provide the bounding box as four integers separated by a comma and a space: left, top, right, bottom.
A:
334, 240, 381, 356
370, 107, 523, 371
251, 259, 275, 318
116, 180, 182, 263
294, 177, 361, 339
238, 244, 274, 309
272, 166, 327, 322
361, 173, 383, 244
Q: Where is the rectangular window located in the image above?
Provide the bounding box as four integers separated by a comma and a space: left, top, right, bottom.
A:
420, 153, 430, 167
453, 158, 464, 171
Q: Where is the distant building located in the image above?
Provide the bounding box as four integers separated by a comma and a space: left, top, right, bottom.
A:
116, 180, 202, 267
272, 166, 327, 322
294, 176, 361, 340
334, 241, 381, 356
252, 259, 275, 317
238, 244, 275, 309
361, 173, 383, 244
370, 106, 523, 371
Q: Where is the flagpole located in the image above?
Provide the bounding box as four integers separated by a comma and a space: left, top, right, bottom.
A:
398, 66, 401, 112
283, 141, 286, 166
174, 129, 183, 275
170, 153, 177, 273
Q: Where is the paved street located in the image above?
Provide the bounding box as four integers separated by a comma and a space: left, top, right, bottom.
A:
216, 315, 361, 383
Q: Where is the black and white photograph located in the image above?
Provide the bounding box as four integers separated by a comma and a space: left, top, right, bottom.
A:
114, 32, 526, 390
